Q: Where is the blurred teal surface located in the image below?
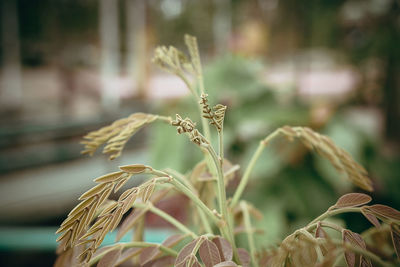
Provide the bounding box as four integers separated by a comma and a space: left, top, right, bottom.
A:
0, 227, 172, 251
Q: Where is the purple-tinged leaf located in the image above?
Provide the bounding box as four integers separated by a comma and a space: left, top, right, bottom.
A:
391, 224, 400, 260
116, 207, 147, 241
367, 205, 400, 222
199, 239, 222, 267
361, 208, 381, 228
116, 247, 143, 265
237, 248, 250, 267
97, 246, 121, 267
142, 255, 175, 267
162, 234, 186, 248
175, 239, 198, 267
360, 257, 373, 267
342, 230, 366, 267
213, 261, 238, 267
139, 246, 160, 266
333, 193, 372, 209
212, 237, 233, 261
315, 222, 328, 238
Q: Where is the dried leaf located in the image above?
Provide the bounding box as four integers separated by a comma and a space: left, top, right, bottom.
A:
212, 237, 233, 262
119, 188, 135, 201
142, 181, 156, 203
121, 190, 138, 213
266, 126, 374, 191
391, 224, 400, 260
99, 202, 118, 217
114, 177, 129, 193
81, 113, 159, 160
97, 246, 121, 267
237, 248, 250, 267
199, 239, 222, 267
67, 196, 96, 217
367, 204, 400, 222
94, 171, 124, 183
79, 183, 109, 200
333, 193, 372, 209
109, 207, 124, 231
213, 261, 238, 267
98, 185, 113, 206
119, 164, 148, 174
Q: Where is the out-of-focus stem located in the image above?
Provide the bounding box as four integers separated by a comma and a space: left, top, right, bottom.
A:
241, 201, 258, 267
231, 130, 281, 208
135, 202, 197, 239
206, 144, 238, 262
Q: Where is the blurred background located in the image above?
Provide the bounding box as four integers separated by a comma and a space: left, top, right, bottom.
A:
0, 0, 399, 266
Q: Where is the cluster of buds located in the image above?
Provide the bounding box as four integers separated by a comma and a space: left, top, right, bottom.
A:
171, 114, 208, 146
199, 94, 226, 132
171, 114, 196, 134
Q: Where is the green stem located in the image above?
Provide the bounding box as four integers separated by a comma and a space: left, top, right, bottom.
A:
206, 145, 227, 221
306, 221, 344, 233
218, 131, 224, 163
205, 144, 238, 262
163, 168, 195, 192
231, 141, 264, 208
89, 242, 178, 265
231, 130, 282, 208
133, 215, 145, 242
177, 69, 210, 140
240, 201, 259, 267
194, 59, 211, 140
308, 207, 361, 225
123, 242, 178, 258
197, 207, 214, 234
176, 72, 199, 99
162, 168, 213, 233
135, 202, 198, 239
157, 115, 173, 123
168, 178, 219, 226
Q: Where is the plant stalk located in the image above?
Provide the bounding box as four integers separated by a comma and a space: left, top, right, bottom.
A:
231, 130, 282, 208
135, 202, 198, 239
241, 201, 259, 267
231, 141, 264, 208
206, 144, 238, 262
308, 207, 361, 225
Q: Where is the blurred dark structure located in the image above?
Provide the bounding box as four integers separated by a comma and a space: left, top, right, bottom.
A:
0, 0, 399, 266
